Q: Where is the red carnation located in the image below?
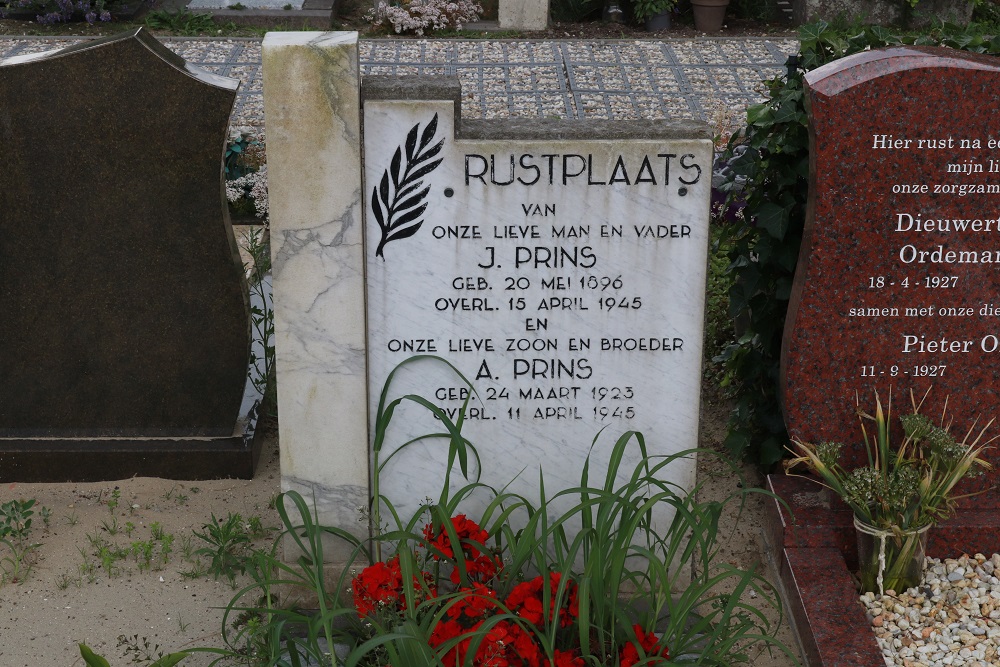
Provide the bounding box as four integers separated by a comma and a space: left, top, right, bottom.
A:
545, 649, 584, 667
351, 556, 404, 617
424, 514, 488, 559
423, 515, 502, 584
505, 573, 579, 628
618, 624, 670, 667
429, 586, 542, 667
351, 555, 435, 619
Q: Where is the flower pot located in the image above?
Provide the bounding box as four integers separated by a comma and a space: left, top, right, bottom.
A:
855, 517, 929, 595
644, 11, 671, 30
691, 0, 728, 32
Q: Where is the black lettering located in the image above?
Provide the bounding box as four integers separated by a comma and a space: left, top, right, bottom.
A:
465, 154, 488, 185
518, 154, 541, 186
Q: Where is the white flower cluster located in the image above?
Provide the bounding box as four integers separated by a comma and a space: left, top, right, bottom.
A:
226, 164, 269, 219
366, 0, 483, 35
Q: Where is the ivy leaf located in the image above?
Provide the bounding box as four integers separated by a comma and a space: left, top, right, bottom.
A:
775, 276, 793, 301
773, 101, 803, 125
798, 20, 830, 48
756, 202, 790, 240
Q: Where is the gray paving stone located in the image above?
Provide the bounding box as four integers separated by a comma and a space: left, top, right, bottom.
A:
0, 35, 799, 128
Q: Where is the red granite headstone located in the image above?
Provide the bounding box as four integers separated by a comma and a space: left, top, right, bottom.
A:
782, 47, 1000, 498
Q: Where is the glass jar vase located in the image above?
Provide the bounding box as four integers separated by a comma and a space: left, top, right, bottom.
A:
854, 517, 930, 595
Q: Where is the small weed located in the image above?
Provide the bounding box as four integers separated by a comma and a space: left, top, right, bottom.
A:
144, 8, 216, 35
150, 522, 165, 541
97, 544, 126, 578
230, 2, 246, 8
101, 516, 120, 536
179, 534, 195, 562
243, 227, 275, 412
177, 615, 190, 633
179, 559, 208, 580
131, 540, 155, 572
77, 547, 97, 583
39, 506, 51, 527
163, 485, 189, 506
246, 515, 270, 540
65, 512, 79, 526
192, 513, 251, 584
116, 634, 174, 664
0, 499, 36, 543
283, 2, 292, 7
157, 533, 175, 570
105, 487, 121, 514
1, 499, 42, 585
124, 521, 136, 538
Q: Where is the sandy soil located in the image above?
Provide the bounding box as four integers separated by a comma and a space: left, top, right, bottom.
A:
0, 393, 802, 667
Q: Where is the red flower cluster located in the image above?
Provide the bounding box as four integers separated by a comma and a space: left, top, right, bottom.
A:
429, 573, 582, 667
352, 555, 405, 617
429, 583, 534, 667
506, 573, 579, 628
618, 624, 670, 667
351, 515, 669, 667
350, 555, 434, 618
423, 514, 501, 584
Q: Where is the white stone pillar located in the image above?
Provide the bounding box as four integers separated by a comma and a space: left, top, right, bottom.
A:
262, 32, 369, 562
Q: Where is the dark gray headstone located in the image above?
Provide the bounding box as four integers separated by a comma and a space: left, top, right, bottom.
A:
0, 28, 258, 480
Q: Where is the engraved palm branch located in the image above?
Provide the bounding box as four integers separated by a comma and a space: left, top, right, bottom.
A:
371, 113, 444, 260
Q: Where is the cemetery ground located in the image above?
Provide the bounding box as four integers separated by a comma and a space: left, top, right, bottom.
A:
0, 23, 806, 666
0, 383, 799, 667
12, 16, 1000, 667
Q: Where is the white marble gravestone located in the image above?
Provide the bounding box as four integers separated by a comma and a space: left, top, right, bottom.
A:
263, 33, 712, 563
363, 80, 712, 525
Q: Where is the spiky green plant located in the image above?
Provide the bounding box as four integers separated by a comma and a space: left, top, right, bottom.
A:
192, 356, 797, 667
789, 389, 994, 531
788, 389, 995, 593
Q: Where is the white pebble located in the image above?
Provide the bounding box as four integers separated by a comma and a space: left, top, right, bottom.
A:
862, 554, 1000, 667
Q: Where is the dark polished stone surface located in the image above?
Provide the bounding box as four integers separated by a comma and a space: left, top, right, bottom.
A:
0, 28, 249, 439
781, 47, 1000, 488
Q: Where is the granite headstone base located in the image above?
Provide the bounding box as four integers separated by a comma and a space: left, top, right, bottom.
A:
0, 387, 267, 482
763, 474, 1000, 667
0, 426, 264, 483
0, 279, 272, 482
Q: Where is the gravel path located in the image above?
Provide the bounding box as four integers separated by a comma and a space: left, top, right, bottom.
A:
0, 35, 798, 130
